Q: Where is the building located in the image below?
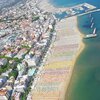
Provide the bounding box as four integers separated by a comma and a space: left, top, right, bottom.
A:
17, 63, 27, 76
4, 76, 15, 91
15, 48, 28, 59
25, 54, 40, 67
0, 59, 8, 67
0, 76, 8, 88
28, 68, 36, 76
14, 75, 29, 93
12, 92, 21, 100
0, 89, 10, 100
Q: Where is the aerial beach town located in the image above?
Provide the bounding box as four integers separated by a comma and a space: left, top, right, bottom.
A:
0, 0, 98, 100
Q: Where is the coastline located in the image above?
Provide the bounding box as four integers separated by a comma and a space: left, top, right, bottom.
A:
59, 17, 85, 99
1, 0, 100, 99
64, 17, 85, 99
31, 0, 85, 100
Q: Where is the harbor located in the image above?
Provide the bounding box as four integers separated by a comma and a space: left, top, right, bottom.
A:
30, 0, 100, 100
85, 28, 97, 38
0, 0, 100, 100
84, 13, 98, 39
66, 4, 100, 100
65, 7, 100, 99
38, 0, 98, 19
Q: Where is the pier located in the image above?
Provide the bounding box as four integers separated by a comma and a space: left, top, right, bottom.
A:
38, 1, 97, 17
63, 8, 100, 19
77, 9, 100, 16
53, 3, 99, 19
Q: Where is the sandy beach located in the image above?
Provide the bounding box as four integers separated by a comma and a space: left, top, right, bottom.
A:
31, 0, 85, 100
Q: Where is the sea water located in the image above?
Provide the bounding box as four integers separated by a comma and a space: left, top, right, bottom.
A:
1, 0, 100, 100
50, 0, 100, 100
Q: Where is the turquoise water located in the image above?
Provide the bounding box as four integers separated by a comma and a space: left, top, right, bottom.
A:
67, 11, 100, 100
50, 0, 100, 100
51, 0, 100, 8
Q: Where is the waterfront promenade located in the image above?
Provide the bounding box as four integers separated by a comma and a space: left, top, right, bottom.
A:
29, 0, 99, 100
31, 16, 84, 100
0, 0, 98, 100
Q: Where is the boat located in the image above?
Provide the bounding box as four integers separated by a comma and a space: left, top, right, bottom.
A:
90, 23, 94, 28
93, 28, 97, 34
91, 17, 94, 23
85, 28, 97, 38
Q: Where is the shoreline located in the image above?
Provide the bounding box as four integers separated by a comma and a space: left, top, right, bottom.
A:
62, 17, 85, 99
64, 17, 85, 99
31, 0, 85, 99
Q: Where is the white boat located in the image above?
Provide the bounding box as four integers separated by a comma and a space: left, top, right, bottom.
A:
90, 23, 94, 28
93, 28, 96, 34
91, 17, 94, 23
85, 28, 97, 38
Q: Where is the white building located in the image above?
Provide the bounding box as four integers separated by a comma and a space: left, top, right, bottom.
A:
0, 59, 8, 67
0, 89, 10, 100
